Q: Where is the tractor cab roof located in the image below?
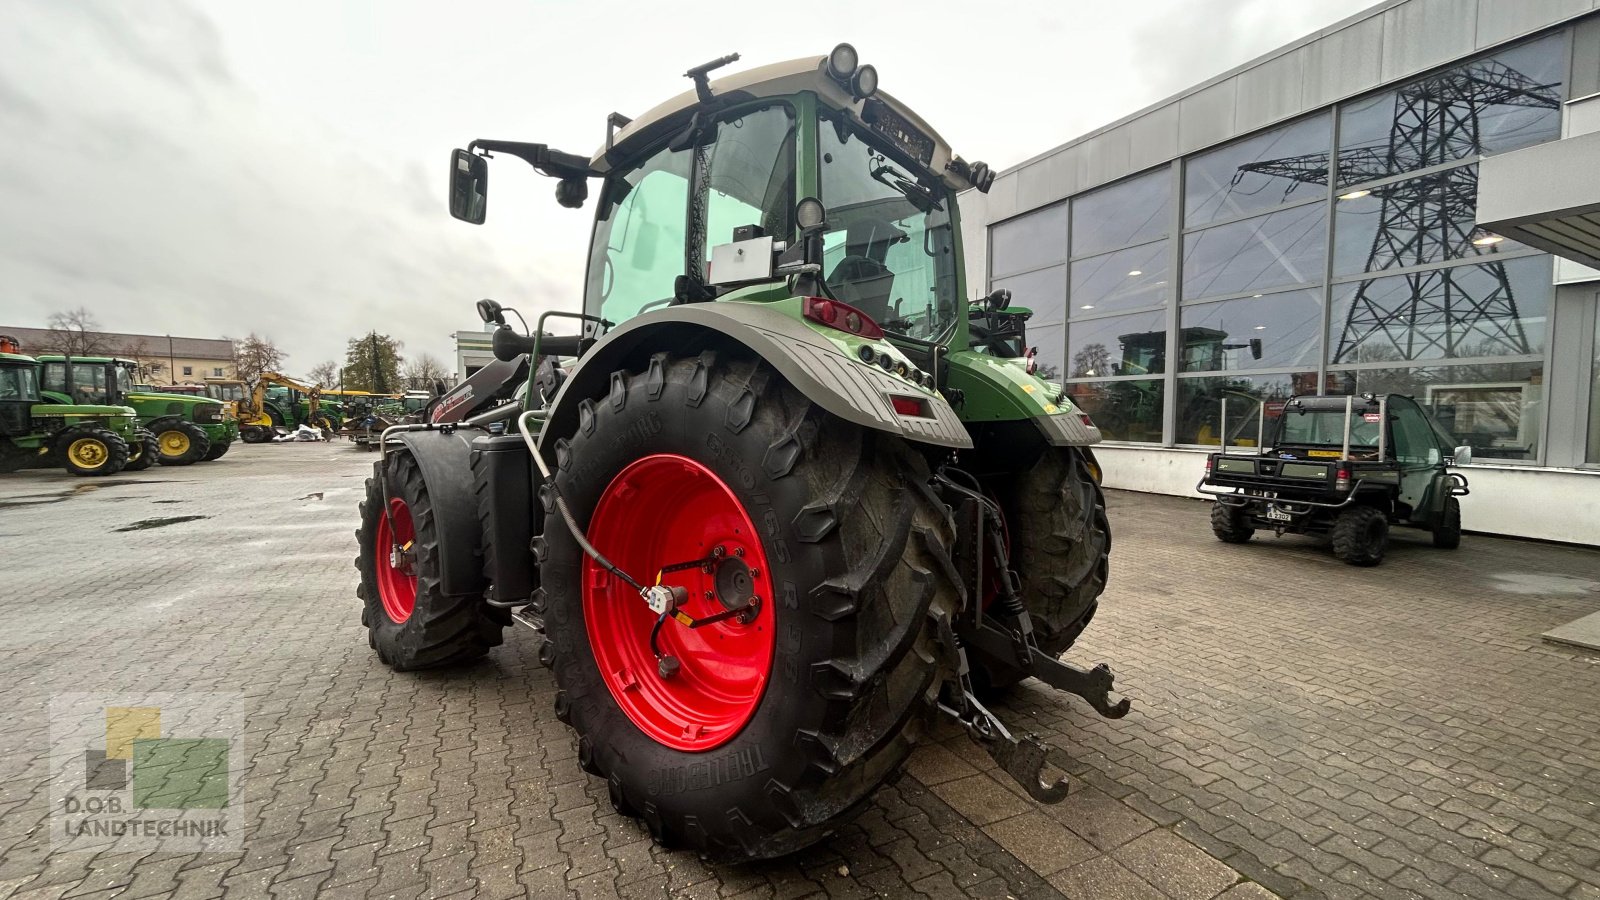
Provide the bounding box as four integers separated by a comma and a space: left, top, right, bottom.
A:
0, 351, 37, 365
1282, 394, 1395, 412
34, 354, 136, 366
596, 53, 975, 192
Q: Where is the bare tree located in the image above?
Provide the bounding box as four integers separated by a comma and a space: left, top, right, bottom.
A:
44, 307, 108, 356
401, 353, 451, 391
306, 360, 339, 389
232, 333, 286, 393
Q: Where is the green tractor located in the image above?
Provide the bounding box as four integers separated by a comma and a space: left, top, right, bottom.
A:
0, 338, 149, 476
355, 47, 1123, 861
38, 355, 237, 465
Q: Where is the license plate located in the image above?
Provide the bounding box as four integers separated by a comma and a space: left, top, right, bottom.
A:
1266, 506, 1293, 522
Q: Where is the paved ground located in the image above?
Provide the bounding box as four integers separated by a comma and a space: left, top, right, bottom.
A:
0, 441, 1596, 900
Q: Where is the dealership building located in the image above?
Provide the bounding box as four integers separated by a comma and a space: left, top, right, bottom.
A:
961, 0, 1600, 544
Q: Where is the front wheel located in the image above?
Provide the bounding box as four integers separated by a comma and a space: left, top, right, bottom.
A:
1431, 496, 1461, 549
356, 452, 506, 670
154, 422, 210, 466
58, 429, 129, 477
536, 353, 961, 862
122, 429, 160, 472
1332, 505, 1388, 566
202, 439, 231, 461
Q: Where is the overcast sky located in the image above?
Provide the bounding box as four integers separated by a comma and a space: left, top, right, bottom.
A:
0, 0, 1373, 378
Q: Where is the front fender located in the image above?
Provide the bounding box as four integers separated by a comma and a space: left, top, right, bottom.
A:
389, 428, 486, 598
539, 303, 973, 451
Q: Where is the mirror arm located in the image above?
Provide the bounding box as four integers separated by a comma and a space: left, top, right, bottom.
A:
468, 140, 598, 180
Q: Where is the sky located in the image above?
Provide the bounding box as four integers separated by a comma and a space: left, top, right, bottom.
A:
0, 0, 1374, 379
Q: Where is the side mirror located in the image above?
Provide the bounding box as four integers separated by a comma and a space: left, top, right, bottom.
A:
1248, 338, 1263, 360
475, 298, 505, 326
1452, 445, 1473, 466
449, 149, 488, 224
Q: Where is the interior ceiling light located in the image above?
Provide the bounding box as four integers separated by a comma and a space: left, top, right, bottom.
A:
1127, 269, 1143, 277
1080, 304, 1095, 310
1338, 189, 1372, 200
1254, 325, 1267, 331
1472, 233, 1505, 246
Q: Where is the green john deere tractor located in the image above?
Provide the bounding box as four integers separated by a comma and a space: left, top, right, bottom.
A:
355, 46, 1123, 861
0, 338, 148, 476
38, 356, 237, 465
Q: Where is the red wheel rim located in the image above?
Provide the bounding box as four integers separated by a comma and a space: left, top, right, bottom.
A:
375, 497, 417, 624
584, 454, 775, 751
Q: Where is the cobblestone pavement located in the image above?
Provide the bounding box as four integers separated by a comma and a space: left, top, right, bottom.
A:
0, 442, 1596, 900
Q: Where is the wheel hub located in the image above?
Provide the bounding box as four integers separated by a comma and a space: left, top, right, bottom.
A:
375, 497, 417, 623
583, 454, 775, 751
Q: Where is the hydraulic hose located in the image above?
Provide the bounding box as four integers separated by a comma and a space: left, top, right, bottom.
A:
516, 410, 647, 593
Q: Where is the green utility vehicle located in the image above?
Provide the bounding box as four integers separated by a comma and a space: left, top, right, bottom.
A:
354, 47, 1125, 861
39, 355, 237, 465
0, 338, 150, 476
1198, 393, 1471, 566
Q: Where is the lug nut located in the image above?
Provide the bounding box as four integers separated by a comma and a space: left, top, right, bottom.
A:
658, 656, 680, 679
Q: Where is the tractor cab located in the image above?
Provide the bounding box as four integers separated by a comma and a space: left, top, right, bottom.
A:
0, 337, 41, 437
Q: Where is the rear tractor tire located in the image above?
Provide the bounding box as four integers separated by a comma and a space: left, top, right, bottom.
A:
1331, 505, 1388, 566
123, 429, 160, 472
58, 428, 129, 477
154, 421, 210, 466
356, 451, 507, 670
1431, 496, 1461, 550
1210, 502, 1255, 544
536, 352, 962, 862
970, 446, 1110, 692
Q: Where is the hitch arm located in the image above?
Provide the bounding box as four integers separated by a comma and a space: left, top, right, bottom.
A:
964, 623, 1131, 719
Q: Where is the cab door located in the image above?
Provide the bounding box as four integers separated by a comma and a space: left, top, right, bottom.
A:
1388, 395, 1446, 519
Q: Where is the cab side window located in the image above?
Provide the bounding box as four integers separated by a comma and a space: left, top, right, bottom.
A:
1389, 397, 1441, 465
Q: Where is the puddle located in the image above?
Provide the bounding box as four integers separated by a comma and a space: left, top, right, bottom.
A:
154, 500, 184, 504
297, 492, 325, 501
1487, 573, 1600, 596
114, 515, 210, 532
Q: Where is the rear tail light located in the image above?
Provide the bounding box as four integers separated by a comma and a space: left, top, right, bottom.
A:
803, 297, 883, 339
889, 395, 931, 418
1080, 414, 1094, 427
1204, 456, 1213, 473
1335, 466, 1351, 491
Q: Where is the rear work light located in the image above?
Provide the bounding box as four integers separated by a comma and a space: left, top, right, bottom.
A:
802, 297, 884, 339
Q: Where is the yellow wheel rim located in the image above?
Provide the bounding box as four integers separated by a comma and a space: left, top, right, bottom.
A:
159, 431, 191, 456
68, 438, 109, 469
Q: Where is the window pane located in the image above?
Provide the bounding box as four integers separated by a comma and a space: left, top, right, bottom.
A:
992, 265, 1066, 326
1179, 290, 1323, 371
1070, 242, 1170, 318
1185, 114, 1331, 227
1182, 203, 1327, 300
991, 204, 1068, 278
1333, 166, 1526, 275
1068, 310, 1167, 377
586, 142, 693, 324
1071, 169, 1171, 258
1591, 313, 1600, 463
1065, 380, 1164, 442
1028, 324, 1065, 382
1329, 256, 1552, 363
1329, 362, 1544, 460
1176, 372, 1318, 445
1336, 33, 1565, 187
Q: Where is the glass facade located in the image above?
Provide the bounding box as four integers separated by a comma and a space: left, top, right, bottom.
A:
988, 30, 1569, 463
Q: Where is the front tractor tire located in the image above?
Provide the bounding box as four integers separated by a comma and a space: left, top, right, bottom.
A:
58, 428, 130, 477
202, 438, 232, 461
536, 353, 961, 862
122, 429, 160, 472
356, 452, 507, 670
153, 421, 210, 466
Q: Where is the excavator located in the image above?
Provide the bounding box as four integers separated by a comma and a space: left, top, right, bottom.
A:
227, 372, 340, 443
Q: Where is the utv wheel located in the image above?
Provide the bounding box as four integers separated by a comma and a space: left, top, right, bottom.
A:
1331, 505, 1388, 566
202, 439, 231, 461
1210, 502, 1255, 543
1431, 496, 1462, 549
154, 422, 210, 466
971, 446, 1110, 692
356, 452, 506, 669
122, 429, 160, 472
59, 429, 129, 477
537, 352, 961, 862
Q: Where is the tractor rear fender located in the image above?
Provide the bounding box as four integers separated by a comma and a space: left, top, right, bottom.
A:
388, 427, 488, 598
537, 304, 973, 454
